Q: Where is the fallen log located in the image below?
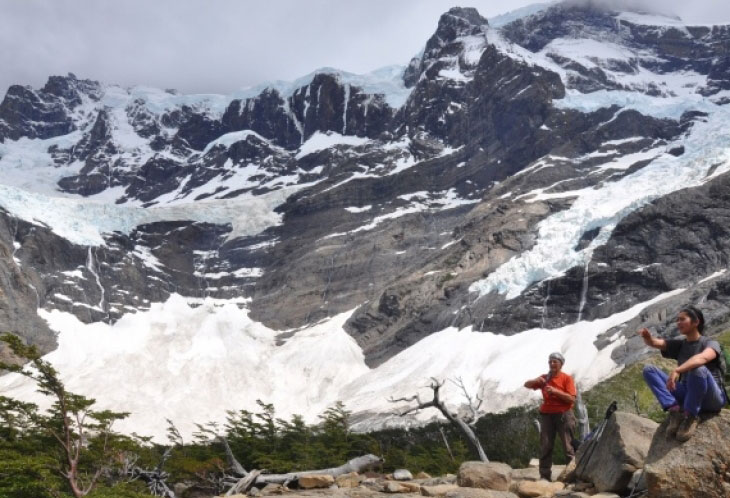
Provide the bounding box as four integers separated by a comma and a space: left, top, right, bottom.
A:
222, 454, 383, 489
226, 470, 261, 496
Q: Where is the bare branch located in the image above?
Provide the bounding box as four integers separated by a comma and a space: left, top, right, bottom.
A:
389, 377, 489, 462
450, 377, 483, 426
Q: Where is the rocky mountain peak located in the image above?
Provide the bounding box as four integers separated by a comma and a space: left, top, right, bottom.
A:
402, 6, 489, 88
41, 73, 102, 108
441, 6, 489, 30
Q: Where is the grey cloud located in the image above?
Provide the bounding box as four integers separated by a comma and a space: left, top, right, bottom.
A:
0, 0, 729, 97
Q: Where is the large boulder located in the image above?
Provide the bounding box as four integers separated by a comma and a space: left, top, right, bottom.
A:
644, 410, 730, 498
574, 411, 657, 493
457, 461, 512, 491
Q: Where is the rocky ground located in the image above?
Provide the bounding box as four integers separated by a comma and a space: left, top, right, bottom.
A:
183, 409, 729, 498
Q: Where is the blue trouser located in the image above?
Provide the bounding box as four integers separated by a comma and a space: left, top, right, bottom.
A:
643, 365, 726, 416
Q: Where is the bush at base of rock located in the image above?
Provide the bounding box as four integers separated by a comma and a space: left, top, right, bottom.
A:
457, 461, 512, 491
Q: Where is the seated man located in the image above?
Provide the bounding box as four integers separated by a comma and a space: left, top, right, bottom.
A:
640, 305, 727, 441
524, 352, 576, 481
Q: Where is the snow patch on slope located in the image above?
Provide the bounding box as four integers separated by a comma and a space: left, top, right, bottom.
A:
296, 132, 370, 159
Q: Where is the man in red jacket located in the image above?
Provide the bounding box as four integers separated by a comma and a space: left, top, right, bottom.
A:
524, 352, 577, 481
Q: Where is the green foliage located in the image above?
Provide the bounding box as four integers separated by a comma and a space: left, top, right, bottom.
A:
0, 333, 137, 498
582, 355, 676, 424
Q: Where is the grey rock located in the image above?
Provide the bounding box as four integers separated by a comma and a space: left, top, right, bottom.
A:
393, 469, 414, 481
644, 410, 730, 498
574, 412, 657, 493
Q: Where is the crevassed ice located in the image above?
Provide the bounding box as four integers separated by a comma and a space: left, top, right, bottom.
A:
470, 91, 730, 300
0, 183, 296, 246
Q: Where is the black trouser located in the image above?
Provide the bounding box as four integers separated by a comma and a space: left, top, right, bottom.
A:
539, 410, 576, 479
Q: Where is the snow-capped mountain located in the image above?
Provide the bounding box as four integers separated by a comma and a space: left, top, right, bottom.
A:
2, 2, 730, 440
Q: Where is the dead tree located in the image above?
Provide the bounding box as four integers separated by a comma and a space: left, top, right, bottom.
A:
389, 377, 489, 462
124, 447, 176, 498
215, 435, 382, 493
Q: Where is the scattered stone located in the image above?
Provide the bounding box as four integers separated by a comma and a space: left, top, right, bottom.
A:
444, 488, 519, 498
260, 483, 287, 495
420, 484, 460, 496
457, 461, 512, 491
336, 472, 363, 488
422, 477, 457, 487
510, 468, 540, 482
514, 479, 565, 498
394, 469, 414, 481
298, 474, 335, 489
574, 412, 657, 493
645, 410, 730, 498
400, 482, 422, 492
415, 472, 432, 480
383, 481, 411, 493
528, 459, 539, 469
554, 492, 591, 498
362, 477, 383, 489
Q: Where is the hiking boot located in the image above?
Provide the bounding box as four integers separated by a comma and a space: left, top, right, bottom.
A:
676, 414, 699, 442
666, 410, 684, 438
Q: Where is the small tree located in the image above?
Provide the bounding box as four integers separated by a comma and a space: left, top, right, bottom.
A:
389, 377, 489, 462
0, 333, 129, 498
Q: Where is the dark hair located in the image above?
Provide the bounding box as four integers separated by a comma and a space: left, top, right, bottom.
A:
680, 305, 705, 334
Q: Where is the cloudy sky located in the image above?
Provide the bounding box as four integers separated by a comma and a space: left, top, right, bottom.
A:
2, 0, 730, 96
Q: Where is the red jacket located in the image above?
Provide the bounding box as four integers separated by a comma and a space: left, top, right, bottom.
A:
531, 371, 576, 414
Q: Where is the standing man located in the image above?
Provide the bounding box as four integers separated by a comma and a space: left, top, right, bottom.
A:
524, 352, 577, 481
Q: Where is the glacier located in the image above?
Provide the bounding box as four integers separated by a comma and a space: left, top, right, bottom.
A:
0, 289, 684, 441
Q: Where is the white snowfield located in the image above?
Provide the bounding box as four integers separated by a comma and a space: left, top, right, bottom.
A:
0, 289, 682, 441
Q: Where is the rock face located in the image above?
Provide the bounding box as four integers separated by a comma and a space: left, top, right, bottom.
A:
457, 462, 512, 491
644, 410, 730, 498
574, 412, 657, 493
